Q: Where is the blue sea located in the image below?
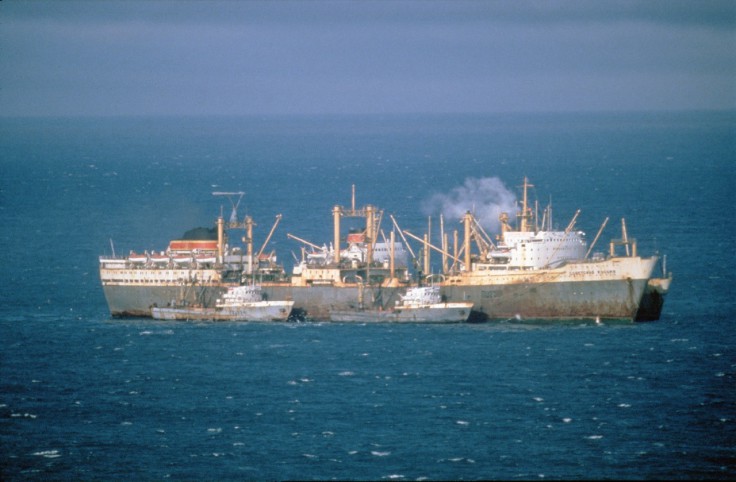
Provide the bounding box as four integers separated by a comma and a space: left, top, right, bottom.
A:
1, 112, 734, 480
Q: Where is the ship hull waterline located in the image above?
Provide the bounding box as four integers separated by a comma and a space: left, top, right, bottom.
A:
151, 303, 293, 322
329, 303, 474, 323
103, 277, 654, 322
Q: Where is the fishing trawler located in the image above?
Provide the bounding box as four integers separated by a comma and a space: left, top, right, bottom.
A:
328, 285, 473, 323
99, 181, 671, 322
151, 284, 294, 322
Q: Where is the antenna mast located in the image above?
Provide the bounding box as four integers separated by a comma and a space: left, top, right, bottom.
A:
212, 191, 246, 228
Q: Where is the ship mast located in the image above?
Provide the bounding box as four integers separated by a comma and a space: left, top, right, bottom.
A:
213, 191, 246, 228
518, 177, 534, 233
333, 184, 383, 267
213, 191, 246, 266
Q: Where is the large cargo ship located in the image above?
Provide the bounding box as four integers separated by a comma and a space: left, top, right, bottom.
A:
99, 181, 671, 322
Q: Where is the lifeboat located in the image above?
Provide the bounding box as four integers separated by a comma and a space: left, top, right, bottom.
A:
128, 252, 147, 263
150, 253, 169, 264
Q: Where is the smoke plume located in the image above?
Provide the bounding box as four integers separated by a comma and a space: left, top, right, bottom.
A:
422, 177, 518, 233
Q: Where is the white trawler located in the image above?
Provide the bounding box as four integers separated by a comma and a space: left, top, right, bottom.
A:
328, 285, 473, 323
151, 284, 294, 322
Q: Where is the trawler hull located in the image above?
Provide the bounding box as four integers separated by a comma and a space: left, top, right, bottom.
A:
328, 303, 473, 323
151, 302, 293, 322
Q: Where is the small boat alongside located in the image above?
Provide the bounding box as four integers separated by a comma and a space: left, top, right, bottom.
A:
328, 286, 474, 323
151, 285, 294, 322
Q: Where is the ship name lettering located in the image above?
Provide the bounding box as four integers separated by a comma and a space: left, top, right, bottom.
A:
570, 269, 616, 277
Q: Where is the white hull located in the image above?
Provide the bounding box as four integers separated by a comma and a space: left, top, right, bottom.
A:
151, 300, 293, 322
329, 302, 473, 323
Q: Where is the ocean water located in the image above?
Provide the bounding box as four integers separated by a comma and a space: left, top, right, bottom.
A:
1, 112, 734, 480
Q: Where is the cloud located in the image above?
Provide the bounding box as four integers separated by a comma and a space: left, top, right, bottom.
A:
1, 0, 734, 116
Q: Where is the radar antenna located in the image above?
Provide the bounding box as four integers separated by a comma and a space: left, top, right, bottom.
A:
212, 191, 245, 228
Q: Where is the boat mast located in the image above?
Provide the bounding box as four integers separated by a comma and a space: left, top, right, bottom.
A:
245, 215, 254, 273
463, 211, 472, 271
217, 215, 225, 264
213, 191, 246, 265
518, 177, 534, 233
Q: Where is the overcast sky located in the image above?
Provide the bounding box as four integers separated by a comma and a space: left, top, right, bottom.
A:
1, 0, 734, 116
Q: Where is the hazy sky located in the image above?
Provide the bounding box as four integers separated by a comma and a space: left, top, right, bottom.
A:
2, 0, 734, 116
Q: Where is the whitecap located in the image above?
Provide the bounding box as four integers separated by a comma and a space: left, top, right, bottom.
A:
371, 451, 391, 457
562, 418, 572, 423
207, 428, 222, 433
586, 435, 603, 440
533, 397, 544, 402
618, 403, 631, 408
384, 475, 405, 480
33, 450, 60, 458
456, 420, 469, 426
11, 413, 37, 419
338, 371, 355, 376
303, 453, 317, 459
